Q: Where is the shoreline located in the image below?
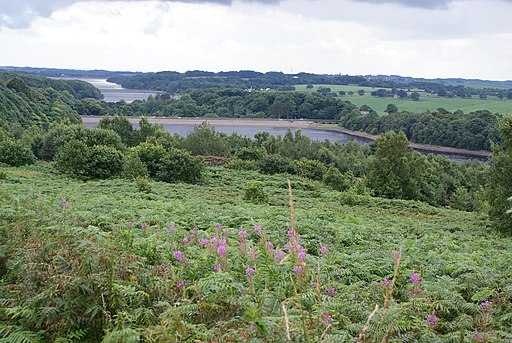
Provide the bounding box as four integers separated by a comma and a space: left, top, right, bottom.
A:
81, 116, 491, 158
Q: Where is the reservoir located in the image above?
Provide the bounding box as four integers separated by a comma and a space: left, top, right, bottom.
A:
82, 117, 486, 162
55, 77, 158, 102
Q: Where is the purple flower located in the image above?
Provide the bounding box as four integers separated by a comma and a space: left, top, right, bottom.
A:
238, 230, 248, 238
426, 314, 437, 327
253, 225, 263, 232
274, 248, 285, 261
199, 238, 209, 246
169, 224, 175, 232
321, 312, 333, 325
410, 273, 421, 284
324, 286, 335, 297
60, 198, 67, 205
293, 265, 303, 273
176, 280, 185, 288
480, 300, 492, 311
472, 333, 484, 341
381, 278, 392, 286
192, 226, 199, 232
141, 222, 149, 230
214, 263, 222, 272
245, 267, 256, 277
223, 229, 229, 236
211, 237, 218, 244
287, 229, 294, 237
297, 251, 306, 260
127, 221, 133, 229
217, 245, 227, 256
265, 241, 274, 249
189, 234, 195, 239
182, 237, 189, 244
173, 251, 184, 261
215, 223, 222, 228
320, 246, 329, 255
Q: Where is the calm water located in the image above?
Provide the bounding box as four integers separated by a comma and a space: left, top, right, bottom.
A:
55, 77, 158, 103
84, 121, 484, 162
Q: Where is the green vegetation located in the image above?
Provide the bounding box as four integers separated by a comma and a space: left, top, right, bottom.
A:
340, 108, 501, 151
1, 162, 512, 341
1, 70, 512, 340
296, 84, 512, 116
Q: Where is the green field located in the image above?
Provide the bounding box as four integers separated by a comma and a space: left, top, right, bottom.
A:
295, 84, 512, 116
2, 163, 512, 341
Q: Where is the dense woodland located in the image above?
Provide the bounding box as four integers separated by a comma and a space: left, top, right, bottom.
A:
107, 70, 512, 99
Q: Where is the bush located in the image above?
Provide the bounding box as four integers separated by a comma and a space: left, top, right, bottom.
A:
123, 151, 148, 178
294, 158, 327, 181
134, 176, 153, 193
258, 154, 296, 175
181, 123, 230, 156
132, 143, 166, 177
0, 140, 36, 167
234, 146, 266, 161
56, 140, 124, 179
40, 125, 124, 161
155, 148, 204, 184
243, 181, 268, 204
322, 166, 351, 191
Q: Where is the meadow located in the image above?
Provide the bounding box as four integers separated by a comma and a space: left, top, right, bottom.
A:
294, 84, 512, 116
1, 163, 512, 341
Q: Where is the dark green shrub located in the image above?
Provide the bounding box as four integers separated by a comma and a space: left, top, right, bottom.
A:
243, 181, 268, 203
123, 151, 148, 178
181, 123, 230, 156
98, 116, 137, 146
234, 146, 266, 161
155, 148, 204, 184
40, 125, 124, 161
84, 145, 124, 179
258, 154, 296, 175
322, 166, 351, 191
132, 143, 166, 177
294, 158, 327, 181
56, 140, 124, 179
0, 140, 36, 167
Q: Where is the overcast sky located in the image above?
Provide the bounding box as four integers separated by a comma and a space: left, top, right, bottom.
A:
0, 0, 511, 80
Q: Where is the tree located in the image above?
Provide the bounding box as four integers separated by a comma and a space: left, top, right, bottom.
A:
306, 84, 314, 89
367, 131, 422, 200
487, 117, 512, 234
410, 92, 420, 101
385, 104, 398, 114
357, 89, 365, 96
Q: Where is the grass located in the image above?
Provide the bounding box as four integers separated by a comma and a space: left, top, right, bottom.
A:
295, 84, 512, 116
1, 163, 512, 341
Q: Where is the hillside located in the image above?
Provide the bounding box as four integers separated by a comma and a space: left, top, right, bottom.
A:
0, 78, 83, 128
1, 164, 511, 341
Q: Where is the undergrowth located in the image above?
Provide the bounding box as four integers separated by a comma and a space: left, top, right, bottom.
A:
0, 163, 511, 342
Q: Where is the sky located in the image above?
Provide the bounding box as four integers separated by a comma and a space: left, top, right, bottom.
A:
0, 0, 511, 80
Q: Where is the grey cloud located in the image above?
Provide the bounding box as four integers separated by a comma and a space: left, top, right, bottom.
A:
352, 0, 450, 9
353, 0, 512, 9
0, 0, 281, 28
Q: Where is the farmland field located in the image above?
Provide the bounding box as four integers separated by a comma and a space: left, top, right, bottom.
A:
1, 163, 512, 341
295, 84, 512, 116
